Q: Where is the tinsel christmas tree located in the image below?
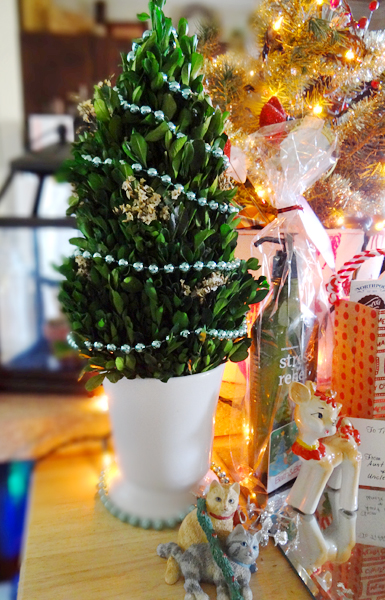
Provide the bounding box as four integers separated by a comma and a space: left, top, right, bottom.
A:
204, 0, 385, 228
58, 0, 268, 390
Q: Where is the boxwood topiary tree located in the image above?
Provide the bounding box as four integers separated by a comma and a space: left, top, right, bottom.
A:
59, 0, 269, 390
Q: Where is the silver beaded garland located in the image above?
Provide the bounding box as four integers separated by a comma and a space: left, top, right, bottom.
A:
154, 110, 165, 122
179, 262, 190, 273
76, 250, 242, 276
169, 81, 180, 92
130, 105, 140, 114
67, 318, 247, 357
212, 148, 223, 158
140, 105, 152, 115
81, 152, 239, 216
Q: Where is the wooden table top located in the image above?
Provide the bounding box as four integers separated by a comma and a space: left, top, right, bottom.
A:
18, 451, 312, 600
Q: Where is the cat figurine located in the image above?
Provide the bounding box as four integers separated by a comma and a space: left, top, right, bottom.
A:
158, 524, 259, 600
164, 480, 240, 584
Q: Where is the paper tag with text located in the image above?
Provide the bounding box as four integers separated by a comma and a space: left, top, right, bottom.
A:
350, 418, 385, 488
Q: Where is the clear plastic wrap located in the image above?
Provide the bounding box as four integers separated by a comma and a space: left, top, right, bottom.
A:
227, 118, 337, 499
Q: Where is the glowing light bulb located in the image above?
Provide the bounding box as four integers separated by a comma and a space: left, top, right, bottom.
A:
273, 16, 283, 31
313, 104, 323, 115
375, 220, 385, 231
93, 394, 109, 412
317, 0, 324, 4
250, 70, 255, 76
256, 188, 266, 198
345, 49, 355, 60
337, 216, 344, 226
102, 450, 113, 469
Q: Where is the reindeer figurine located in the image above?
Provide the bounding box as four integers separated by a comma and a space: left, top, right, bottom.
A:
287, 381, 361, 515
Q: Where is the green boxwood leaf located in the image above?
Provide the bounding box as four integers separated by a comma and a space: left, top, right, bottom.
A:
85, 373, 105, 391
94, 99, 110, 122
161, 94, 177, 120
191, 53, 204, 80
115, 356, 125, 371
130, 132, 148, 166
229, 343, 249, 362
112, 290, 124, 314
137, 12, 150, 21
170, 135, 187, 159
246, 257, 261, 271
194, 228, 214, 250
145, 121, 170, 142
122, 276, 143, 293
173, 311, 188, 329
181, 63, 191, 85
178, 17, 189, 37
151, 72, 165, 91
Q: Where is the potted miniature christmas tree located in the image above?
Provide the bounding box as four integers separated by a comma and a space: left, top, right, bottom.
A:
59, 0, 268, 528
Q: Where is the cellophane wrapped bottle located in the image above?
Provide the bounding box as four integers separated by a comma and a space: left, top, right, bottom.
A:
245, 117, 336, 495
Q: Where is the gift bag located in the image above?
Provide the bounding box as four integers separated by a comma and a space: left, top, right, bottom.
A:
327, 249, 385, 419
238, 117, 336, 494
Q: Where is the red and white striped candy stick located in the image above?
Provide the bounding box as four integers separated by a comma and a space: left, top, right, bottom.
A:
326, 249, 385, 305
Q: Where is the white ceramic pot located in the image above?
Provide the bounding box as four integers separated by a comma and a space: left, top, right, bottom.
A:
102, 363, 225, 525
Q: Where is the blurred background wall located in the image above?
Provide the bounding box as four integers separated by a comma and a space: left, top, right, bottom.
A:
0, 0, 23, 200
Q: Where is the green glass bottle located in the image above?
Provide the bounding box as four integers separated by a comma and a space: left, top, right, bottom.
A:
248, 238, 318, 490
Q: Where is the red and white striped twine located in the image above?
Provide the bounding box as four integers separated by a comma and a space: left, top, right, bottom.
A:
327, 249, 385, 305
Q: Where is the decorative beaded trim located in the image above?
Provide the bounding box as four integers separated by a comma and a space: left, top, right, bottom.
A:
67, 320, 248, 354
74, 248, 242, 274
210, 461, 230, 484
98, 468, 195, 530
80, 154, 237, 215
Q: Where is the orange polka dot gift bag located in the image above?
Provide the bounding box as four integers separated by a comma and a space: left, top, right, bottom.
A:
327, 249, 385, 419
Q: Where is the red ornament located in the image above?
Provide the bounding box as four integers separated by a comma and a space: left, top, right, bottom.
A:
224, 138, 231, 159
259, 96, 286, 128
358, 16, 368, 27
371, 80, 381, 89
369, 0, 379, 10
330, 0, 341, 9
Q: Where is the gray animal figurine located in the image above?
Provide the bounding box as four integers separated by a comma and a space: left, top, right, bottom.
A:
157, 524, 259, 600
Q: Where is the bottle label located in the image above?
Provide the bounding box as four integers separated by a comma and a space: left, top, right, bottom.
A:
278, 348, 305, 387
